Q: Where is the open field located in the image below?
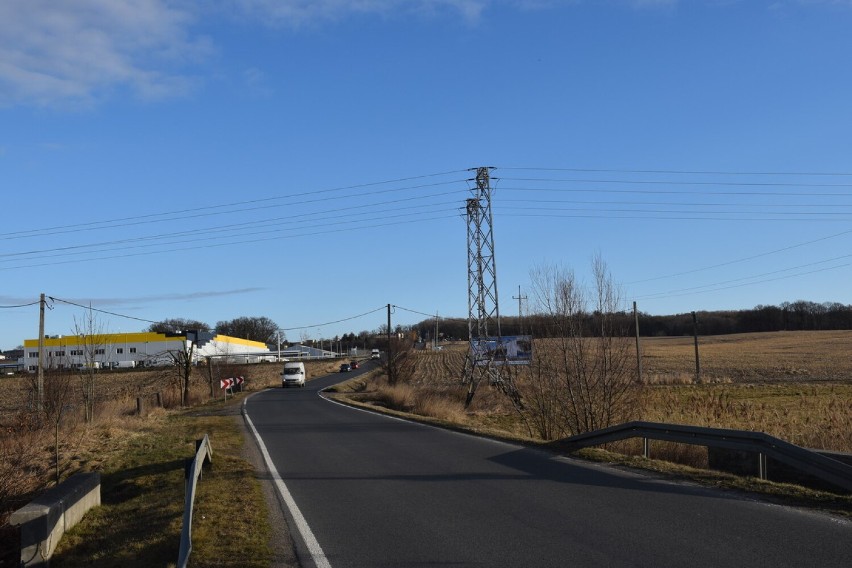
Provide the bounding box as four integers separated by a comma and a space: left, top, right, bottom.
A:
339, 332, 852, 454
640, 330, 852, 383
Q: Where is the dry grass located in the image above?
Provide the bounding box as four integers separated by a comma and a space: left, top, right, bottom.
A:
335, 332, 852, 455
640, 330, 852, 383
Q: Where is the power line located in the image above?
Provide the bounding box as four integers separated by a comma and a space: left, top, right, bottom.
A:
0, 172, 468, 241
0, 300, 40, 308
278, 306, 388, 331
499, 166, 852, 177
498, 185, 852, 197
0, 211, 460, 271
626, 229, 852, 285
496, 211, 852, 222
634, 261, 852, 302
1, 201, 463, 263
497, 205, 852, 218
498, 177, 852, 189
47, 296, 162, 325
392, 304, 467, 321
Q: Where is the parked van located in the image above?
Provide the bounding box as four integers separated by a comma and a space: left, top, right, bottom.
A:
281, 361, 306, 388
371, 349, 380, 360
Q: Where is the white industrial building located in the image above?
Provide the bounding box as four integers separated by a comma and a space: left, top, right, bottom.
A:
21, 330, 273, 371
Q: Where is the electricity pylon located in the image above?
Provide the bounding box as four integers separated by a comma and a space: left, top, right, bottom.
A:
461, 167, 519, 407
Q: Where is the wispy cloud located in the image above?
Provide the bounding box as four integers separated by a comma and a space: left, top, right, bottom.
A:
0, 0, 212, 108
76, 288, 267, 307
231, 0, 489, 26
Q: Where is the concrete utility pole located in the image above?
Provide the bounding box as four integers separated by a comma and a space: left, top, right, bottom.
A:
37, 293, 45, 412
512, 285, 527, 334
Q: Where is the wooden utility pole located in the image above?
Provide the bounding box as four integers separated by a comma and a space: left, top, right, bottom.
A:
692, 311, 701, 381
434, 311, 439, 350
387, 304, 393, 384
633, 301, 643, 383
37, 293, 45, 411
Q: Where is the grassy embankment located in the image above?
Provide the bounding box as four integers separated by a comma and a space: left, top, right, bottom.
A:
0, 359, 342, 567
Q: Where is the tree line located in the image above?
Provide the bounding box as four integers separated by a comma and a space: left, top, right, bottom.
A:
148, 299, 852, 350
407, 300, 852, 340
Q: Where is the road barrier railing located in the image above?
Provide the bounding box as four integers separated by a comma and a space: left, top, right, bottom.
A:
178, 434, 213, 568
562, 421, 852, 493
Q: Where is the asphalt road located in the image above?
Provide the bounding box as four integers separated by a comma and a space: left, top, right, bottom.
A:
244, 365, 852, 568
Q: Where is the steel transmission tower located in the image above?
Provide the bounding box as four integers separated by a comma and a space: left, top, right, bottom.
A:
462, 167, 519, 407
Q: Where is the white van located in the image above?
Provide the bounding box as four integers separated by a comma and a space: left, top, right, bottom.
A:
371, 349, 380, 360
281, 361, 306, 388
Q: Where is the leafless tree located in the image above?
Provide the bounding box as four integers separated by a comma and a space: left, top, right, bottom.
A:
168, 340, 196, 407
380, 337, 416, 386
42, 367, 74, 484
73, 308, 107, 423
518, 256, 639, 439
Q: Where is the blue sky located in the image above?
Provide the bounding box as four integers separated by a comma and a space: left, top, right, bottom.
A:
3, 0, 852, 350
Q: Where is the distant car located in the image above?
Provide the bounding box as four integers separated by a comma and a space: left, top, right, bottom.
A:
339, 363, 352, 373
350, 361, 359, 369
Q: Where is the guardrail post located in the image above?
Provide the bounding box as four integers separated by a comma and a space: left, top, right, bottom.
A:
643, 437, 650, 458
758, 452, 768, 481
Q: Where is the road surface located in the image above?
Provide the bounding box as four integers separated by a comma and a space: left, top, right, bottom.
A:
244, 365, 852, 568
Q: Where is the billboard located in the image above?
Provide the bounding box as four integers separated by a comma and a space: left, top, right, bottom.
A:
470, 335, 532, 366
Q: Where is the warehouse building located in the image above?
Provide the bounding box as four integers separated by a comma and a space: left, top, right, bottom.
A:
21, 330, 272, 371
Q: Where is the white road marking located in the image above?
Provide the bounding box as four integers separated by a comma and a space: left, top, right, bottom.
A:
243, 396, 332, 568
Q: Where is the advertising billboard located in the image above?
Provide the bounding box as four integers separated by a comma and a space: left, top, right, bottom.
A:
470, 335, 532, 366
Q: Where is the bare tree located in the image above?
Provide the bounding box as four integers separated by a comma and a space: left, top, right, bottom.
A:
380, 337, 416, 386
73, 308, 107, 423
168, 339, 196, 407
518, 256, 639, 439
42, 368, 74, 483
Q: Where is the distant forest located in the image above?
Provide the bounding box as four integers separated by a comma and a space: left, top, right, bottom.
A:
411, 300, 852, 340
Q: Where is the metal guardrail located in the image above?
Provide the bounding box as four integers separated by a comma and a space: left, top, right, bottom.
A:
563, 421, 852, 493
178, 434, 213, 568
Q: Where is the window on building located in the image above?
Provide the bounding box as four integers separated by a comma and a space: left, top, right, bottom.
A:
116, 348, 124, 354
129, 347, 137, 354
29, 351, 38, 358
95, 349, 105, 355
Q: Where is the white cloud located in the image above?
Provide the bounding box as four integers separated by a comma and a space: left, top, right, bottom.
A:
231, 0, 489, 26
0, 0, 211, 108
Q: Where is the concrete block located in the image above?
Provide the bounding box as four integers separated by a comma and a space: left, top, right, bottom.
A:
10, 472, 101, 567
